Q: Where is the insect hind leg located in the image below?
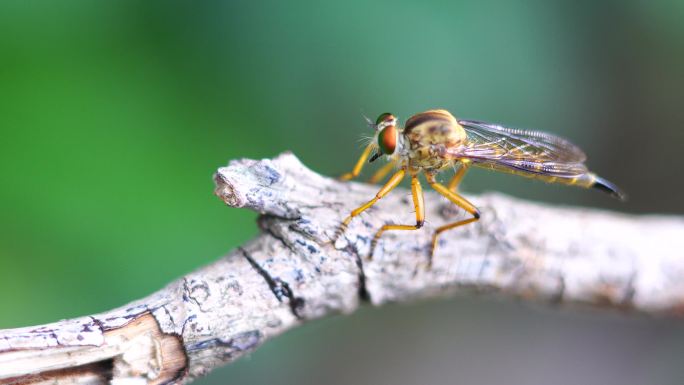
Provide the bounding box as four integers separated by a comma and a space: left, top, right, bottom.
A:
447, 161, 470, 192
426, 173, 480, 267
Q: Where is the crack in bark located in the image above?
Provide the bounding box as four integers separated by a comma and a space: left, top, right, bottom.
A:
158, 304, 176, 326
333, 233, 372, 303
622, 272, 637, 308
239, 247, 305, 319
550, 275, 565, 305
353, 251, 371, 302
339, 241, 371, 302
180, 315, 197, 336
2, 361, 114, 385
182, 278, 204, 312
186, 330, 262, 359
263, 227, 298, 255
89, 317, 105, 334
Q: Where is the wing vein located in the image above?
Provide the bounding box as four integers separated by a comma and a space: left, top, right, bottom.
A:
448, 119, 589, 178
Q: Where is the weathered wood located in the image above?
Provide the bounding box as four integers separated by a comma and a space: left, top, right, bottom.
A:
1, 152, 682, 384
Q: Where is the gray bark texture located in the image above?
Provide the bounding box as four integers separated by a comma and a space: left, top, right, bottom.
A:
1, 152, 683, 384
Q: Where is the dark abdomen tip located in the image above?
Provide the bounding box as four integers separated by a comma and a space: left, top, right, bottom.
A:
592, 176, 627, 201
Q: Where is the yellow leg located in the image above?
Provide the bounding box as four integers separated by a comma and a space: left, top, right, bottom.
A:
337, 168, 406, 239
369, 174, 425, 258
426, 173, 480, 266
368, 160, 397, 184
340, 143, 375, 181
447, 161, 470, 192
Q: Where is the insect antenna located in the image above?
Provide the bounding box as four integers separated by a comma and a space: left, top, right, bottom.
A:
360, 110, 378, 131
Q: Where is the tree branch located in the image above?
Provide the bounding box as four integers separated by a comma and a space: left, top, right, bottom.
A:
1, 152, 683, 384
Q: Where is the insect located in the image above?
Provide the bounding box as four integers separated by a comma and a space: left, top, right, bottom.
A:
339, 109, 625, 266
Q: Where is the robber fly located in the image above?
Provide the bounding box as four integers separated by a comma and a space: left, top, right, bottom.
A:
339, 109, 625, 266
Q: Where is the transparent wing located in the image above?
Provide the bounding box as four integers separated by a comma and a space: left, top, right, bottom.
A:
447, 119, 589, 178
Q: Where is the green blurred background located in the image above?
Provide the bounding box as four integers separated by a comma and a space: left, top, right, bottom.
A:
1, 1, 683, 384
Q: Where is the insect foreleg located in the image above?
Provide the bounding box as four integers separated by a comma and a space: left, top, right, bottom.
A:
368, 160, 397, 184
336, 168, 406, 240
426, 172, 480, 267
369, 174, 425, 259
340, 143, 375, 181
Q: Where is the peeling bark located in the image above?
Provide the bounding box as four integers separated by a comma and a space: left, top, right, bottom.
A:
1, 152, 683, 384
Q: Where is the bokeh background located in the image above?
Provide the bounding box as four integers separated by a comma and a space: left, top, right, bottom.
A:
1, 1, 683, 384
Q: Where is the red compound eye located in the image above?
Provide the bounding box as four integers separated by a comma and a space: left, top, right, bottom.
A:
378, 125, 397, 155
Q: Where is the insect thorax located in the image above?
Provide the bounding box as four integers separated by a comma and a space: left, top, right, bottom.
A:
403, 109, 466, 171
